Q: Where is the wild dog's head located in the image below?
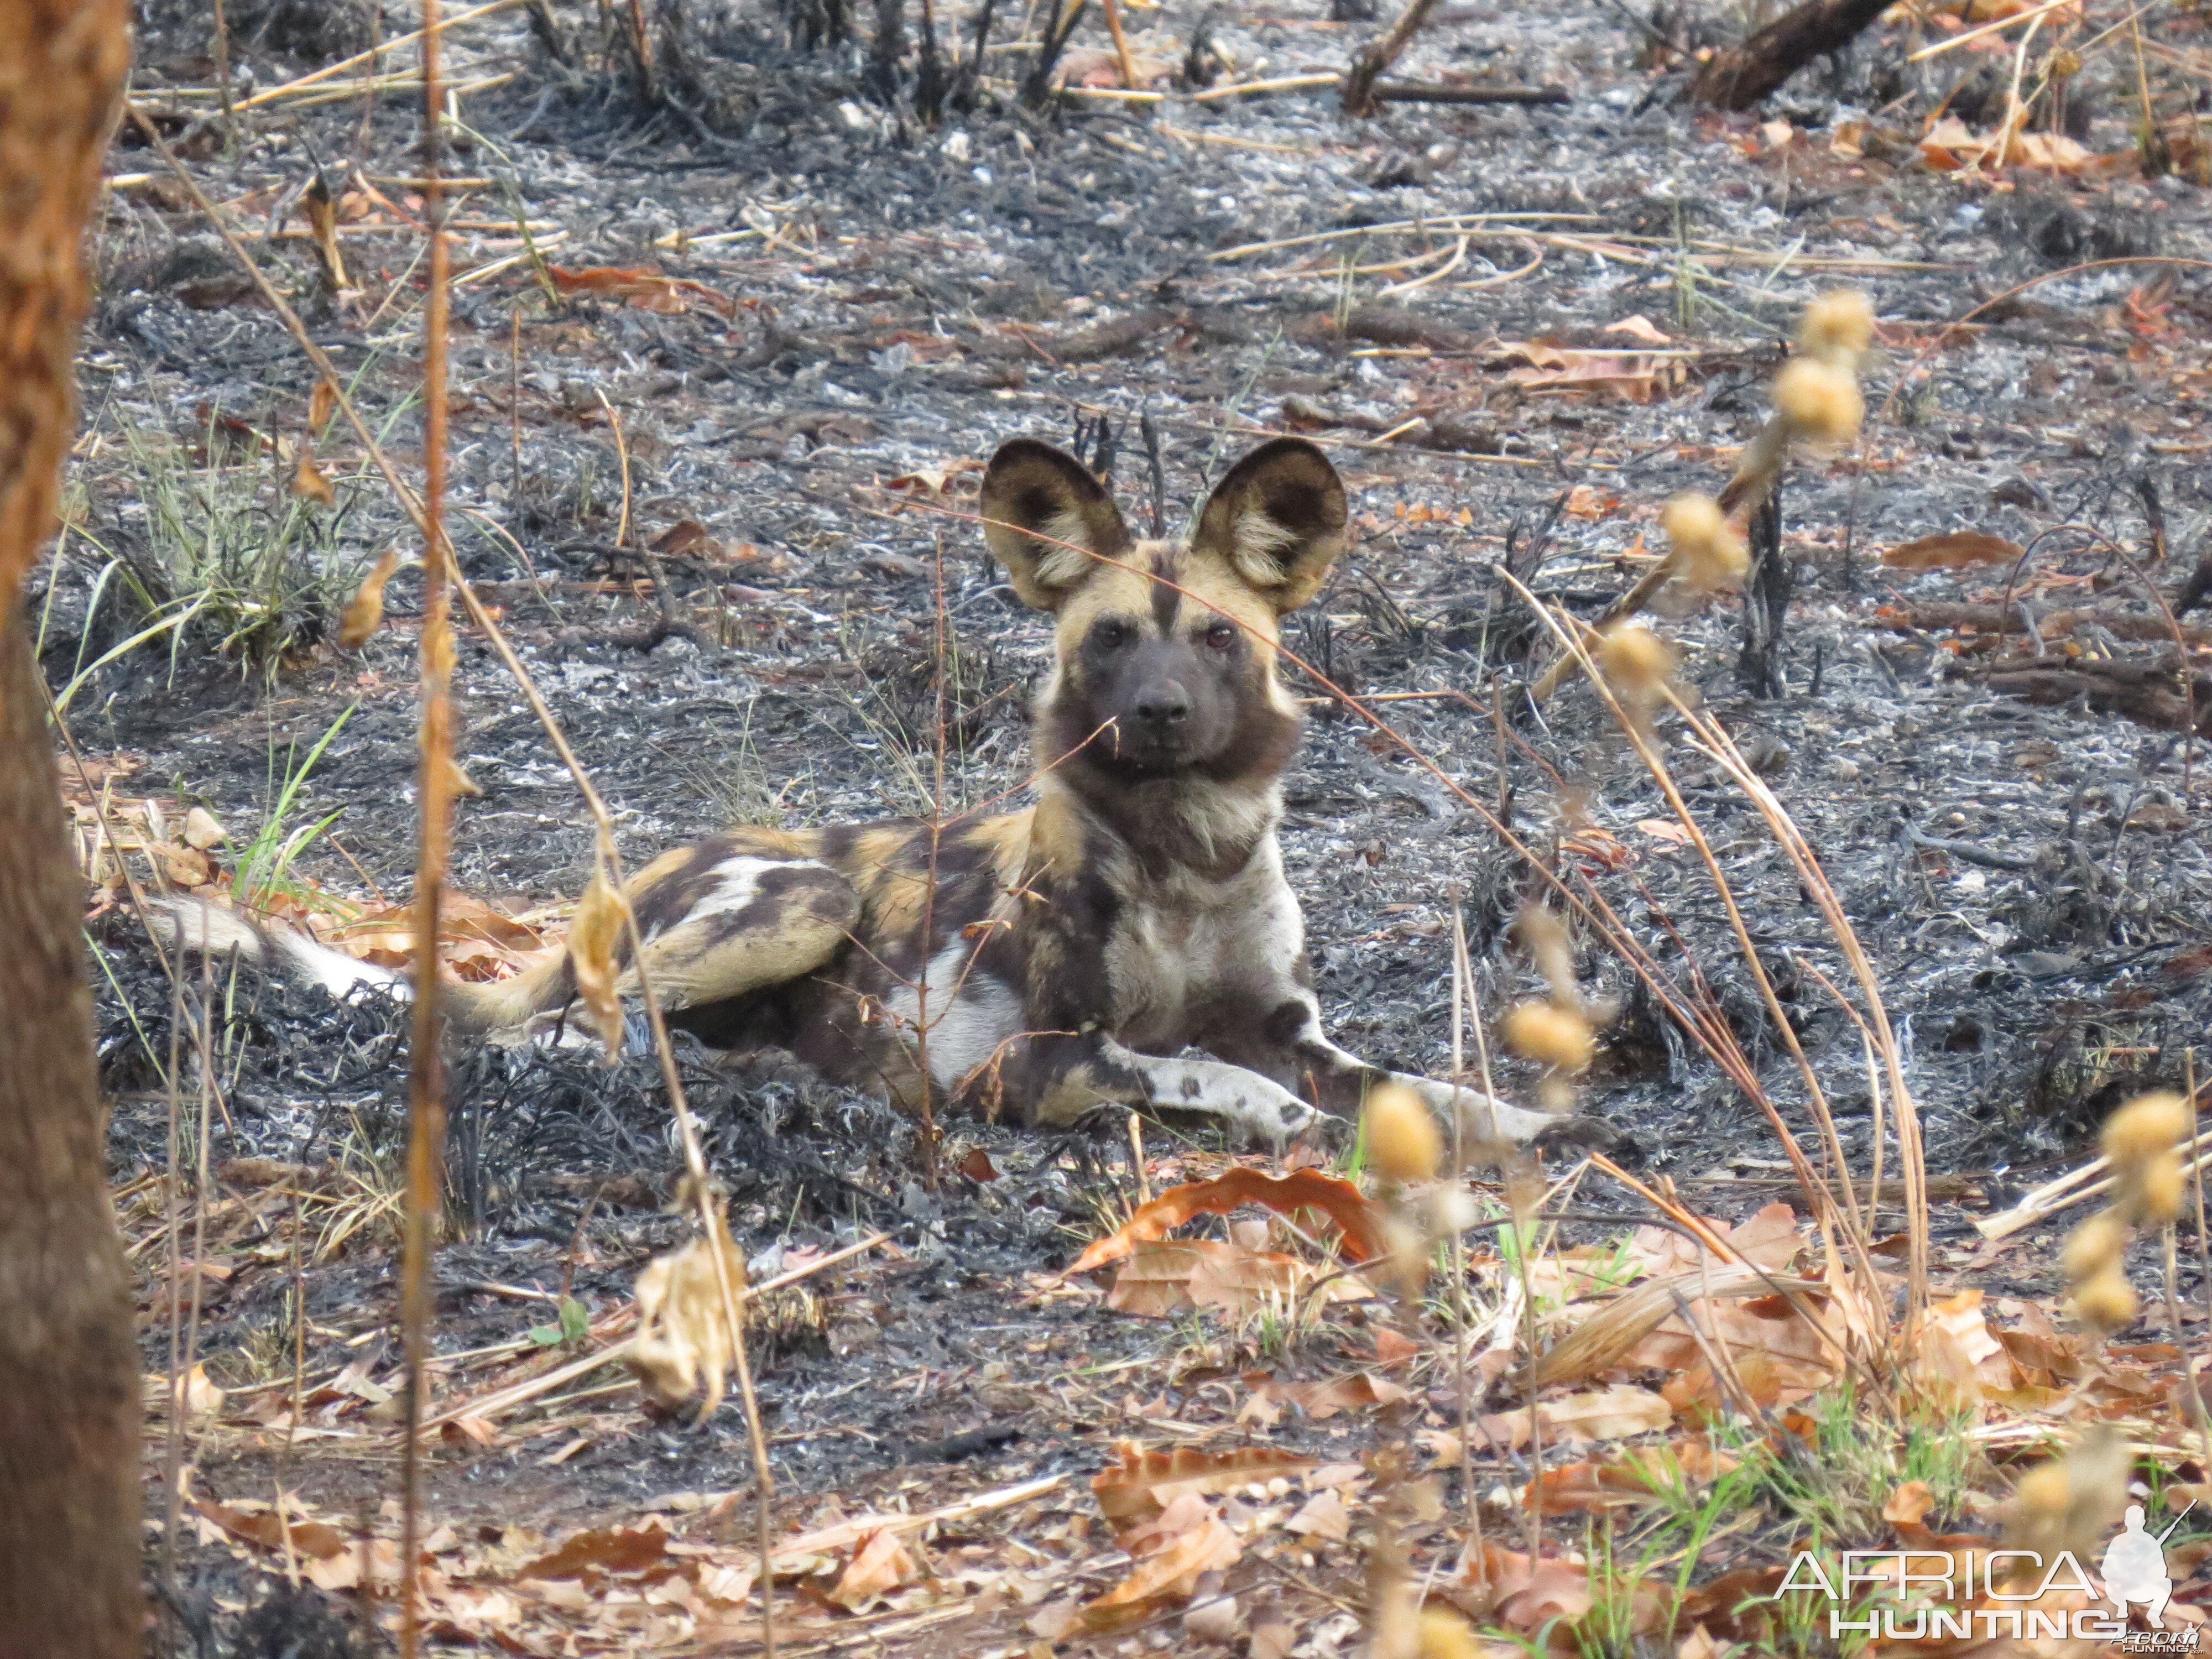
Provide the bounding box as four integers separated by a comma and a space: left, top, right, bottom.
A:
979, 436, 1346, 787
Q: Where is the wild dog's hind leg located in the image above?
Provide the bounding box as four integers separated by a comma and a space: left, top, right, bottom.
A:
1003, 1031, 1317, 1149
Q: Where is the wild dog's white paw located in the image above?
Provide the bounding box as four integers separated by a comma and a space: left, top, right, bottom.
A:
1218, 1077, 1319, 1149
1402, 1078, 1577, 1150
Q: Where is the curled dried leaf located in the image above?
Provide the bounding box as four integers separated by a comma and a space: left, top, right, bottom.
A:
628, 1196, 747, 1417
308, 377, 337, 434
292, 451, 336, 507
338, 550, 400, 649
567, 867, 631, 1055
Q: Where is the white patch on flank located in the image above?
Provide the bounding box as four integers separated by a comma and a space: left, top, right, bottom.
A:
886, 937, 1025, 1088
648, 855, 772, 940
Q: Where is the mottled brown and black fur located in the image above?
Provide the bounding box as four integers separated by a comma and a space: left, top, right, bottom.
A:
178, 438, 1557, 1147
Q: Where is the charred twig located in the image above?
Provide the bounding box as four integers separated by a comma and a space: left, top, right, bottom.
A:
1872, 601, 2212, 649
1686, 0, 1894, 109
1022, 0, 1088, 106
1342, 0, 1442, 114
1368, 79, 1569, 104
1139, 411, 1167, 539
1735, 481, 1790, 698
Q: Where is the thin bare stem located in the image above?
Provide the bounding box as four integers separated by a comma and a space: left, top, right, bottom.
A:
397, 2, 455, 1646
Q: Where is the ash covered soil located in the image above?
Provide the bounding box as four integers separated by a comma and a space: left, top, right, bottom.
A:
67, 0, 2212, 1645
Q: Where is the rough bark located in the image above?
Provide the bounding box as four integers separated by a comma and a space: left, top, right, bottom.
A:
0, 4, 141, 1658
1686, 0, 1891, 111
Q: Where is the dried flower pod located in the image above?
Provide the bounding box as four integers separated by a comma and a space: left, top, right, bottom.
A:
1598, 622, 1677, 698
1417, 1609, 1481, 1659
1798, 289, 1875, 366
1515, 904, 1578, 1009
2004, 1430, 2129, 1567
1503, 1001, 1594, 1073
2070, 1262, 2140, 1332
2102, 1091, 2190, 1168
1772, 358, 1864, 445
2060, 1209, 2127, 1285
1660, 492, 1750, 591
1364, 1084, 1442, 1184
2130, 1150, 2184, 1225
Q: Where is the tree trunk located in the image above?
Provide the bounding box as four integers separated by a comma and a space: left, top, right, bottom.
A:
1686, 0, 1891, 111
0, 4, 140, 1658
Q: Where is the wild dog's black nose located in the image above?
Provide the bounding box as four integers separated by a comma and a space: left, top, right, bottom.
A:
1135, 681, 1190, 727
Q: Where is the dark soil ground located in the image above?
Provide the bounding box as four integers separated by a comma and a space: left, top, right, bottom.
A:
62, 0, 2212, 1649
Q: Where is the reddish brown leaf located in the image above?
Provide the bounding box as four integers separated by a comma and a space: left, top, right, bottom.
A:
517, 1522, 669, 1580
547, 264, 734, 318
1881, 530, 2023, 571
1093, 1442, 1319, 1525
957, 1146, 1001, 1183
1071, 1167, 1386, 1275
195, 1500, 348, 1561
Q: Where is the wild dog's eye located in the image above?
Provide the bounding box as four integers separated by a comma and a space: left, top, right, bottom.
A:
1204, 621, 1238, 650
1091, 618, 1133, 651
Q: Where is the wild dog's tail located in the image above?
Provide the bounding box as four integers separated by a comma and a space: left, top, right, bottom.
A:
145, 898, 573, 1035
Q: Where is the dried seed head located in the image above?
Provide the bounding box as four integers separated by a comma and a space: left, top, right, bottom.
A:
2101, 1091, 2190, 1168
1797, 289, 1875, 366
1772, 357, 1865, 445
567, 867, 632, 1057
2060, 1209, 2127, 1286
1598, 622, 1677, 699
1503, 1000, 1594, 1073
1364, 1084, 1442, 1184
1515, 904, 1578, 1008
338, 549, 401, 649
2070, 1262, 2140, 1332
2045, 46, 2081, 78
2129, 1150, 2184, 1225
2004, 1429, 2128, 1566
1417, 1609, 1481, 1659
1661, 492, 1750, 591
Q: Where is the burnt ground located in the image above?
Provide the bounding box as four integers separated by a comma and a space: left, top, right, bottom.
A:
61, 0, 2212, 1649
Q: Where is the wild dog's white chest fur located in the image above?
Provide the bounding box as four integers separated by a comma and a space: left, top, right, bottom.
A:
1109, 836, 1306, 1052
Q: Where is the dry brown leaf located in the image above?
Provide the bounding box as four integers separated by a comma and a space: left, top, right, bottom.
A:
181, 806, 227, 850
195, 1499, 348, 1561
1284, 1487, 1349, 1541
566, 866, 630, 1054
1500, 341, 1682, 403
300, 173, 351, 291
1603, 313, 1674, 345
547, 263, 735, 317
628, 1196, 746, 1417
1883, 1478, 1936, 1528
1072, 1166, 1386, 1275
1259, 1371, 1410, 1421
338, 550, 400, 649
308, 377, 337, 434
1079, 1510, 1241, 1632
518, 1521, 669, 1579
830, 1527, 921, 1610
292, 451, 336, 507
1104, 1239, 1302, 1317
1881, 530, 2023, 571
1477, 1384, 1671, 1450
1093, 1442, 1319, 1525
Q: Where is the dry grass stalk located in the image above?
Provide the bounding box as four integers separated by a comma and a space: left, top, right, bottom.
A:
396, 2, 456, 1647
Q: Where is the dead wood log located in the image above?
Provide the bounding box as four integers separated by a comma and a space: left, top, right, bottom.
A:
0, 5, 141, 1657
1974, 655, 2212, 737
1872, 601, 2212, 649
1369, 79, 1569, 105
1686, 0, 1893, 111
1342, 0, 1441, 114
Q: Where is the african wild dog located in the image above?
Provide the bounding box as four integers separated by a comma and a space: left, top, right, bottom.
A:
169, 437, 1564, 1148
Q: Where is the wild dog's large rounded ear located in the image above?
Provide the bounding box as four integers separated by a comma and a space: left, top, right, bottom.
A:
1193, 438, 1347, 613
979, 440, 1132, 611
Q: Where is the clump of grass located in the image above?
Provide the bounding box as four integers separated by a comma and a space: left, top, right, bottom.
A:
1739, 1383, 1984, 1547
68, 419, 378, 685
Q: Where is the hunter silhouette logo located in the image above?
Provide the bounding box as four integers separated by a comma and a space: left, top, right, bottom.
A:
2104, 1505, 2176, 1625
1773, 1500, 2199, 1648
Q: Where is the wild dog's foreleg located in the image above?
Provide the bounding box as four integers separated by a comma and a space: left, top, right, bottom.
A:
1208, 995, 1559, 1146
1004, 1031, 1317, 1147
